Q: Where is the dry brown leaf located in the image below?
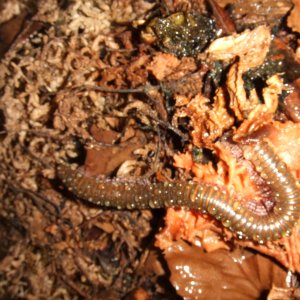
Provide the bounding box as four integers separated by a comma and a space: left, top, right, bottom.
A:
207, 25, 271, 70
288, 0, 300, 33
177, 87, 234, 147
227, 65, 282, 121
147, 52, 197, 81
231, 0, 292, 28
84, 135, 146, 176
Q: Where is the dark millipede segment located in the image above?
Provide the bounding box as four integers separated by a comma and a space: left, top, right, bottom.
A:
57, 141, 300, 243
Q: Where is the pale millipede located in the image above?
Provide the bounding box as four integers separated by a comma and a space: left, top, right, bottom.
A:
57, 141, 300, 243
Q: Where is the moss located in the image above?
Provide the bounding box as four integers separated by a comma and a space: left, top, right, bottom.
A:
147, 12, 216, 57
243, 40, 300, 92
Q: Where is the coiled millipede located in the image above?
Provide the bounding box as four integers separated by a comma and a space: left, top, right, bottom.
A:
57, 141, 300, 243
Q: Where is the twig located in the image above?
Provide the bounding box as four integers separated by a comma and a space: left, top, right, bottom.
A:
146, 113, 189, 142
78, 85, 147, 94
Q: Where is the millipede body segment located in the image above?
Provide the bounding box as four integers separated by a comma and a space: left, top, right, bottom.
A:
57, 141, 300, 243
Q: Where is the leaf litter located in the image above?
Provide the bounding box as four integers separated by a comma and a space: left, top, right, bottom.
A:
1, 0, 300, 299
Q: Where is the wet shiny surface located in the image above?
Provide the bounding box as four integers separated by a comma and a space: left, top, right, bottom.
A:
144, 12, 216, 57
165, 240, 291, 299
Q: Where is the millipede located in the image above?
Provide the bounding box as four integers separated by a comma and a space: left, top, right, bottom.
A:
57, 141, 300, 243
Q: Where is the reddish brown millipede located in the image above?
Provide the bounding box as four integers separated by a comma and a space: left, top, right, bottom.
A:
57, 141, 300, 243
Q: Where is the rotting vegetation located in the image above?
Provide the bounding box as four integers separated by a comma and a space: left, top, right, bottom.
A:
1, 0, 300, 299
